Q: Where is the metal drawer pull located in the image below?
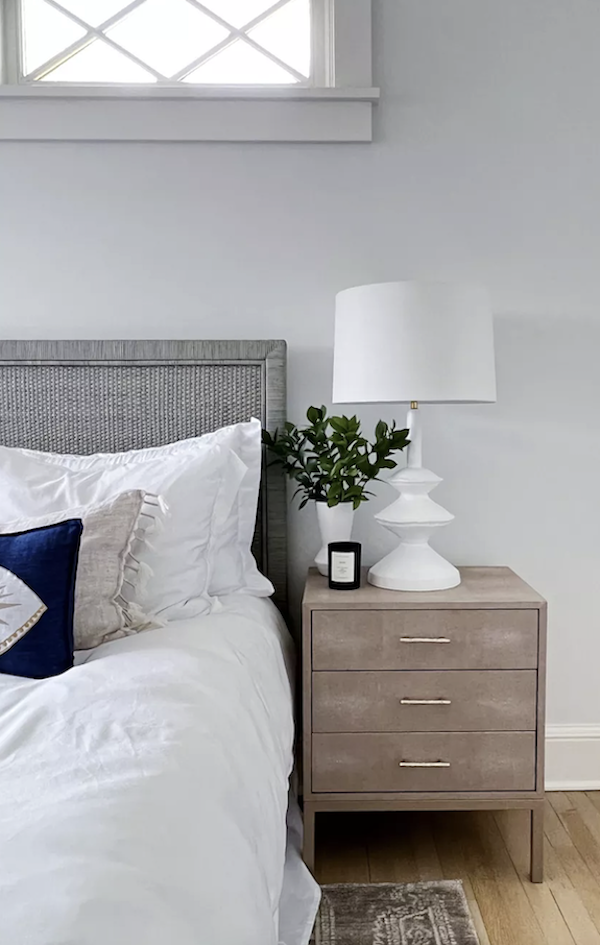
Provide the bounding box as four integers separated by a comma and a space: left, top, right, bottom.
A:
400, 636, 451, 644
399, 761, 451, 768
399, 698, 452, 706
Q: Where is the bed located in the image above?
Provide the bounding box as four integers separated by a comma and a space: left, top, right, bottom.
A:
0, 340, 319, 945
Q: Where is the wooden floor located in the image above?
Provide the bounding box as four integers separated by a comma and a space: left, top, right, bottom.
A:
315, 793, 600, 945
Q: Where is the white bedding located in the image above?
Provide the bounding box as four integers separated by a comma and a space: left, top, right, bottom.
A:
0, 596, 320, 945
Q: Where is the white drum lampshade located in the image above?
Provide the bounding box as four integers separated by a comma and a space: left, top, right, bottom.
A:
333, 281, 496, 591
333, 282, 496, 405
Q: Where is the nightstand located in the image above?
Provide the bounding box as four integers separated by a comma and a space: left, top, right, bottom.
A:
301, 566, 547, 882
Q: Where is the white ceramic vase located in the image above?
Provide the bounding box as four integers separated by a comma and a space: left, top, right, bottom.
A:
314, 501, 355, 576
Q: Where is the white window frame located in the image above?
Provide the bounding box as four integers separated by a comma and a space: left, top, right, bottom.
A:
0, 0, 378, 142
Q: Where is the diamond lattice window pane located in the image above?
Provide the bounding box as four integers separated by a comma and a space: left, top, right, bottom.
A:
250, 0, 310, 77
108, 0, 229, 78
41, 39, 156, 82
183, 39, 296, 84
48, 0, 134, 28
198, 0, 279, 30
22, 0, 86, 75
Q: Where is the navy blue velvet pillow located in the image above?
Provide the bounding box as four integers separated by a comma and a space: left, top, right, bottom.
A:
0, 519, 83, 679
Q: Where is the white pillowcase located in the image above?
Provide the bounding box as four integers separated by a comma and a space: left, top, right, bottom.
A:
205, 419, 274, 598
0, 442, 246, 624
157, 418, 274, 598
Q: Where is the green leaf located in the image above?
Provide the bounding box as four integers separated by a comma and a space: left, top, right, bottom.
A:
330, 458, 347, 479
329, 417, 347, 435
375, 419, 387, 440
356, 456, 374, 476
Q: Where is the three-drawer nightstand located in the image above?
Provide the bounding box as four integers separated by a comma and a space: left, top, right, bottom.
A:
302, 566, 547, 882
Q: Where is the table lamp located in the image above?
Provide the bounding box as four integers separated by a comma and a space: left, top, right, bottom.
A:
332, 281, 496, 591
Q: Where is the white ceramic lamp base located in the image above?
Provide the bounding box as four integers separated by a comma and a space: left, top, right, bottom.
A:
367, 406, 460, 592
368, 527, 461, 591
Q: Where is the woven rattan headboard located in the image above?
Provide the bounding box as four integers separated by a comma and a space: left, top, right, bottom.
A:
0, 340, 287, 612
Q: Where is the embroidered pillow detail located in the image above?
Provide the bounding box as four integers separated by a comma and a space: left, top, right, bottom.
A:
0, 566, 47, 656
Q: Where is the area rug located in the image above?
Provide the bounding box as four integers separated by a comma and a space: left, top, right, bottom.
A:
311, 880, 480, 944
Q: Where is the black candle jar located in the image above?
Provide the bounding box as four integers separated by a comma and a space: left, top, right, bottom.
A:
328, 542, 362, 590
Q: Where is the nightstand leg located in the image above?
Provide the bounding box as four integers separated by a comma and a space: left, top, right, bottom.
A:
303, 802, 316, 874
531, 806, 544, 883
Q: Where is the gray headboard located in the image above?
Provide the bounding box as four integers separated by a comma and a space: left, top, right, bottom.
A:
0, 339, 287, 612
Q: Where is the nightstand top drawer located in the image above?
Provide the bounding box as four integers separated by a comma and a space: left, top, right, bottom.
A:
312, 609, 539, 671
313, 670, 538, 733
312, 731, 536, 793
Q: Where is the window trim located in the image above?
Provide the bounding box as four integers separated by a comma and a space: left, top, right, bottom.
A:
0, 0, 378, 142
1, 0, 20, 85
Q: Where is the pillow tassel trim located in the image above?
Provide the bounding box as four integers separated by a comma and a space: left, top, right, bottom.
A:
117, 560, 166, 632
118, 494, 169, 634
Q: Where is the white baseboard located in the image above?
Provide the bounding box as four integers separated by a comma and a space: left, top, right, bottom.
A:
545, 725, 600, 791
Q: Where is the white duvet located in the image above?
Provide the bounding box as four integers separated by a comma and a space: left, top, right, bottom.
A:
0, 596, 319, 945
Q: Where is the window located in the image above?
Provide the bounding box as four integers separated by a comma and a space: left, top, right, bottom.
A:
0, 0, 378, 142
16, 0, 313, 86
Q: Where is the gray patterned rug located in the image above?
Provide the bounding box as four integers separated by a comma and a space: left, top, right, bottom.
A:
312, 880, 480, 944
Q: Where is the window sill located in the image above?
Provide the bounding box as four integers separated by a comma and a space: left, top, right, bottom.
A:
0, 84, 380, 142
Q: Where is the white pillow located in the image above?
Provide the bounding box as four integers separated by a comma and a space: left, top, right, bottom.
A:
0, 442, 246, 623
117, 419, 273, 598
197, 419, 274, 598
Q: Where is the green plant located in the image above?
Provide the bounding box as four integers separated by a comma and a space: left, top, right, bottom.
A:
262, 406, 410, 510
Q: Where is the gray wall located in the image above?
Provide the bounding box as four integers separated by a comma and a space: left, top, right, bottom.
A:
1, 0, 599, 730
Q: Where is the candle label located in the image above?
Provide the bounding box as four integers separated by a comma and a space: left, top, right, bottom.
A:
331, 551, 355, 584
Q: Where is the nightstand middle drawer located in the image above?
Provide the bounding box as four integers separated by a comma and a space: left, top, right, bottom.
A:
313, 670, 537, 732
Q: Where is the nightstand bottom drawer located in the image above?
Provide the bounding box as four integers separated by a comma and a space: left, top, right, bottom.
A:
312, 731, 536, 793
